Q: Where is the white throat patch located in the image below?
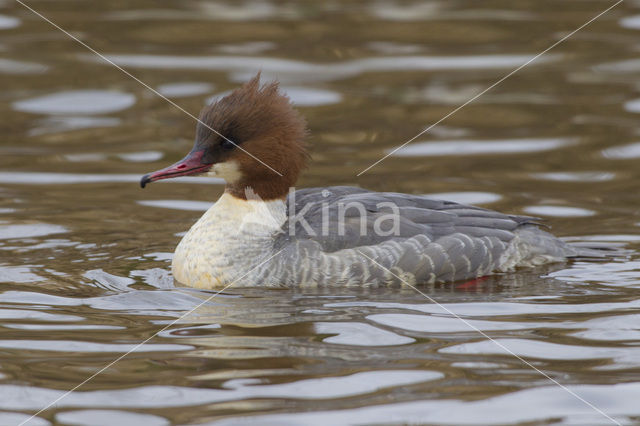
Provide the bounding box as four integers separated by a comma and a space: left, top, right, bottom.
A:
204, 160, 242, 183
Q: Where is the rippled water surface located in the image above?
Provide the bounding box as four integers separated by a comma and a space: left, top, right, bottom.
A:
2, 1, 640, 425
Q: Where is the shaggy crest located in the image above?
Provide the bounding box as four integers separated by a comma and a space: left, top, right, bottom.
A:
197, 74, 309, 200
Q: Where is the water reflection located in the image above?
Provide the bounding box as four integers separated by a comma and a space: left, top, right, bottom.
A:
0, 14, 19, 29
0, 223, 68, 239
602, 141, 640, 159
0, 339, 191, 353
441, 339, 640, 366
0, 172, 223, 185
215, 382, 638, 425
0, 370, 441, 409
624, 98, 640, 113
314, 321, 415, 345
0, 413, 49, 426
156, 82, 213, 98
137, 199, 212, 211
0, 58, 48, 74
86, 53, 555, 83
55, 410, 168, 426
206, 86, 342, 107
549, 260, 640, 288
117, 151, 164, 162
28, 116, 121, 135
619, 14, 640, 29
424, 191, 501, 205
196, 1, 301, 21
13, 90, 136, 115
523, 205, 596, 217
531, 171, 615, 182
389, 137, 573, 157
369, 1, 440, 21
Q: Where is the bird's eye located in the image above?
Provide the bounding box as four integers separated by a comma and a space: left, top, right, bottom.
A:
220, 138, 236, 151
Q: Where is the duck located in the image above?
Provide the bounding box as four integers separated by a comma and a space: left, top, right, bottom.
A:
140, 74, 593, 289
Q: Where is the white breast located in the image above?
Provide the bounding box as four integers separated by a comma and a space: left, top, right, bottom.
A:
172, 193, 286, 289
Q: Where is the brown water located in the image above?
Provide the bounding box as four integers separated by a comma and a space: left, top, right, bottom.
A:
1, 1, 640, 425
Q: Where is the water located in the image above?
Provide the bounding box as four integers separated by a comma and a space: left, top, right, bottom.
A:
1, 0, 640, 425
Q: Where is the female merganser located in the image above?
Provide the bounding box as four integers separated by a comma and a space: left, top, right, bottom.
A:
141, 75, 590, 289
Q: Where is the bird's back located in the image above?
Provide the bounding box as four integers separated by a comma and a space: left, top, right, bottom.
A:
269, 186, 584, 286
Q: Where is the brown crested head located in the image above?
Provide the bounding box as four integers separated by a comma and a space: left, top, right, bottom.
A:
140, 74, 309, 200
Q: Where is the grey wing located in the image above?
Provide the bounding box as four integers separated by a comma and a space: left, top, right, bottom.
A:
272, 186, 543, 284
280, 186, 534, 248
